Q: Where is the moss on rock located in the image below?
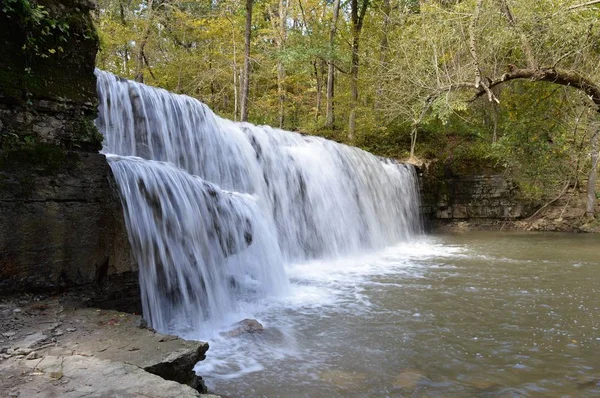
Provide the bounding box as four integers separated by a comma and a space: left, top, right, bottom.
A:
0, 0, 101, 152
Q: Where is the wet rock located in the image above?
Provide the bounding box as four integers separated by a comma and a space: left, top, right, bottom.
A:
143, 344, 209, 392
320, 369, 367, 390
139, 318, 148, 329
574, 374, 600, 390
222, 319, 264, 338
469, 379, 500, 390
392, 369, 429, 390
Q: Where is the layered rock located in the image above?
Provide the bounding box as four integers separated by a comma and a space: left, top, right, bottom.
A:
0, 298, 215, 397
419, 163, 536, 229
0, 0, 134, 293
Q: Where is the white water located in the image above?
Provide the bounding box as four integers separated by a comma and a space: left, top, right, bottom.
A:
95, 69, 421, 337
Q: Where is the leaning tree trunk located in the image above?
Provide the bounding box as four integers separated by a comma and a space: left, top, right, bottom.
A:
240, 0, 253, 122
134, 0, 154, 83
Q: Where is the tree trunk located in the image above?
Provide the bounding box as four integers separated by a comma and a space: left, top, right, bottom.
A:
135, 0, 154, 83
325, 0, 341, 128
587, 129, 599, 217
469, 0, 483, 89
313, 60, 322, 122
277, 59, 285, 128
232, 24, 239, 121
348, 0, 369, 141
375, 0, 390, 111
273, 0, 289, 128
240, 0, 253, 122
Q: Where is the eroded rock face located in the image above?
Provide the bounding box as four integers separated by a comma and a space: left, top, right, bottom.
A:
0, 0, 134, 294
419, 162, 536, 227
0, 152, 133, 292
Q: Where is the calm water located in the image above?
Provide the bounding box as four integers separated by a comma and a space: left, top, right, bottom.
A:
193, 232, 600, 397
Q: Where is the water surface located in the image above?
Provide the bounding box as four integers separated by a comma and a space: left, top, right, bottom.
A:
194, 232, 600, 397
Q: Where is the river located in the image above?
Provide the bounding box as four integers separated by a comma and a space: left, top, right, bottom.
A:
94, 70, 600, 397
193, 232, 600, 397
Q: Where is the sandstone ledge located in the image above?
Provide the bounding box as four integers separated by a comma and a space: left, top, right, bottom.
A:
0, 297, 219, 397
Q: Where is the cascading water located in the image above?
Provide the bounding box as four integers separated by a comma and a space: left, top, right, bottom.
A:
96, 69, 421, 334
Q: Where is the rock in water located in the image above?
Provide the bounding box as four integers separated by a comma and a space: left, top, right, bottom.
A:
320, 369, 367, 390
469, 379, 500, 390
392, 369, 429, 390
222, 319, 264, 338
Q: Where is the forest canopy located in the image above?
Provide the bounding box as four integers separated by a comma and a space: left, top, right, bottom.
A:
94, 0, 600, 210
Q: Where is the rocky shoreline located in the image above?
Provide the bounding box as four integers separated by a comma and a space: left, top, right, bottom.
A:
426, 188, 600, 234
0, 294, 220, 398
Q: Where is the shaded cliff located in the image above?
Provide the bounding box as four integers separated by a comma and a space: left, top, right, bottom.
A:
419, 162, 537, 231
0, 0, 133, 295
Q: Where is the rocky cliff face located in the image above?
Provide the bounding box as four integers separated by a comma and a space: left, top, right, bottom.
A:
419, 163, 536, 230
0, 0, 134, 294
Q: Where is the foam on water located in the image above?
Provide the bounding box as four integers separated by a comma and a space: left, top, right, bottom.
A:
192, 237, 464, 384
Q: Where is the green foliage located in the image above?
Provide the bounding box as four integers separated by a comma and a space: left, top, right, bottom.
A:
93, 0, 600, 203
2, 0, 70, 62
69, 117, 104, 151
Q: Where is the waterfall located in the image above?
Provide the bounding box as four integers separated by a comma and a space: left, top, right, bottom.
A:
96, 69, 421, 333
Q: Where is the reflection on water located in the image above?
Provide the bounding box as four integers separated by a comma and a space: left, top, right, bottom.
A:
196, 232, 600, 397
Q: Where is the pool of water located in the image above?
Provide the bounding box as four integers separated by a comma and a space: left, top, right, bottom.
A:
192, 232, 600, 397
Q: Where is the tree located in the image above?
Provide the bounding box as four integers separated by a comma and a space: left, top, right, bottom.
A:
240, 0, 253, 122
381, 0, 600, 215
94, 0, 600, 217
266, 0, 289, 128
325, 0, 341, 128
348, 0, 369, 141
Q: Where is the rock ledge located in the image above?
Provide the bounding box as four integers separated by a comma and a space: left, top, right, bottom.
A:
0, 297, 219, 397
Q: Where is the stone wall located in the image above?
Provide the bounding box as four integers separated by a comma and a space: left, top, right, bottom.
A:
419, 163, 536, 229
0, 0, 134, 294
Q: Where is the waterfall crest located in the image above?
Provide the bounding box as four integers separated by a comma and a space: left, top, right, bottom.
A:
96, 69, 421, 333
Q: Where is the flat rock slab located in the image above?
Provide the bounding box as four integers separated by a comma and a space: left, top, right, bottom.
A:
1, 354, 205, 398
0, 298, 217, 398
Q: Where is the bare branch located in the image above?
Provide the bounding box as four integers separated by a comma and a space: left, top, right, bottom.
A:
568, 0, 600, 11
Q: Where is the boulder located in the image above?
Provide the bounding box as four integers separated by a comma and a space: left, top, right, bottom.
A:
221, 319, 264, 338
392, 368, 429, 390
